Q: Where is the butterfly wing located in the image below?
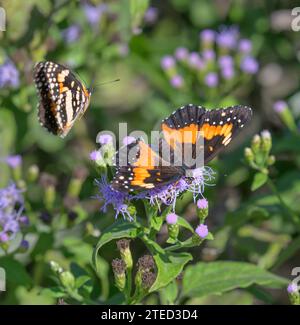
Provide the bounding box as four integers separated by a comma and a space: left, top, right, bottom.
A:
161, 104, 252, 167
34, 61, 90, 137
111, 139, 184, 193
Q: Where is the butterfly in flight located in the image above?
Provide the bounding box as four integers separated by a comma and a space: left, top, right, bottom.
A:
33, 61, 91, 138
111, 104, 252, 193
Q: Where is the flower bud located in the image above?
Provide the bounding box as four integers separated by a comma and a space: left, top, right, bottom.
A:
267, 155, 276, 166
112, 258, 126, 292
261, 130, 272, 154
18, 239, 29, 253
27, 164, 39, 182
197, 198, 209, 222
50, 261, 63, 274
59, 271, 75, 290
251, 134, 261, 155
244, 147, 254, 164
287, 283, 300, 305
116, 239, 133, 270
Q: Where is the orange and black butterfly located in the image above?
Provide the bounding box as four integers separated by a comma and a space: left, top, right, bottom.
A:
111, 104, 252, 193
34, 61, 91, 138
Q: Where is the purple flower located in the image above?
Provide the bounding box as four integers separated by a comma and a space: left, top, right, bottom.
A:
221, 66, 235, 80
122, 136, 136, 146
273, 100, 287, 113
19, 215, 29, 226
188, 52, 204, 70
90, 150, 102, 162
170, 75, 184, 88
174, 47, 189, 61
166, 213, 178, 225
0, 182, 23, 209
5, 155, 22, 169
218, 55, 234, 69
205, 72, 218, 87
144, 7, 158, 24
238, 39, 252, 53
287, 283, 298, 294
200, 29, 215, 43
240, 56, 259, 74
98, 134, 113, 145
83, 3, 107, 26
0, 182, 26, 243
96, 177, 132, 220
161, 55, 175, 70
216, 26, 239, 49
0, 232, 9, 243
195, 224, 209, 238
202, 49, 215, 61
197, 198, 208, 209
62, 25, 81, 43
20, 239, 29, 251
0, 59, 19, 88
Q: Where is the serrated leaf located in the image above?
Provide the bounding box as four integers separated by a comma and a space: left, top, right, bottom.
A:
182, 261, 288, 298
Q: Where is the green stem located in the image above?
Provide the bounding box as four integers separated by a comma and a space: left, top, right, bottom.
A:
124, 267, 132, 303
267, 179, 300, 228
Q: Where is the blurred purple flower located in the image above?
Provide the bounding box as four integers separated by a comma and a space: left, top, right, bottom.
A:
287, 283, 298, 294
175, 47, 189, 61
62, 24, 81, 43
5, 155, 22, 169
238, 39, 252, 53
195, 224, 208, 238
90, 150, 102, 162
205, 72, 218, 87
202, 49, 215, 61
83, 3, 107, 26
273, 100, 287, 113
218, 55, 234, 69
200, 29, 215, 43
240, 56, 259, 74
20, 239, 29, 251
0, 182, 27, 244
188, 52, 204, 70
170, 75, 184, 88
0, 59, 19, 88
19, 215, 29, 226
144, 7, 158, 24
161, 55, 175, 70
216, 26, 239, 49
98, 134, 113, 145
197, 198, 208, 209
221, 66, 235, 80
166, 213, 178, 225
122, 136, 136, 146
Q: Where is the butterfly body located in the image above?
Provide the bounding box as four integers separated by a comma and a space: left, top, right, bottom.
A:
112, 104, 252, 193
34, 61, 91, 138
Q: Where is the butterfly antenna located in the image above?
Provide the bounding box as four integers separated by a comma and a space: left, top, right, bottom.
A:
90, 78, 120, 93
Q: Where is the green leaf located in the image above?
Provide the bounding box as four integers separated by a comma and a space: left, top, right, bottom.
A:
251, 172, 268, 191
141, 236, 192, 292
92, 221, 141, 274
177, 216, 194, 232
130, 0, 149, 30
182, 261, 288, 298
0, 256, 32, 287
160, 280, 178, 305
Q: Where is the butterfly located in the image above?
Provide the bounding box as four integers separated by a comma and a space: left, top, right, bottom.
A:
33, 61, 91, 138
111, 104, 252, 192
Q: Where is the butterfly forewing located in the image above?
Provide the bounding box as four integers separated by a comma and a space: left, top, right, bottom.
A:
34, 61, 90, 137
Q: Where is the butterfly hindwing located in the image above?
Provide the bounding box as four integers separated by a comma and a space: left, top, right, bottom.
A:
111, 139, 184, 193
34, 61, 91, 137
